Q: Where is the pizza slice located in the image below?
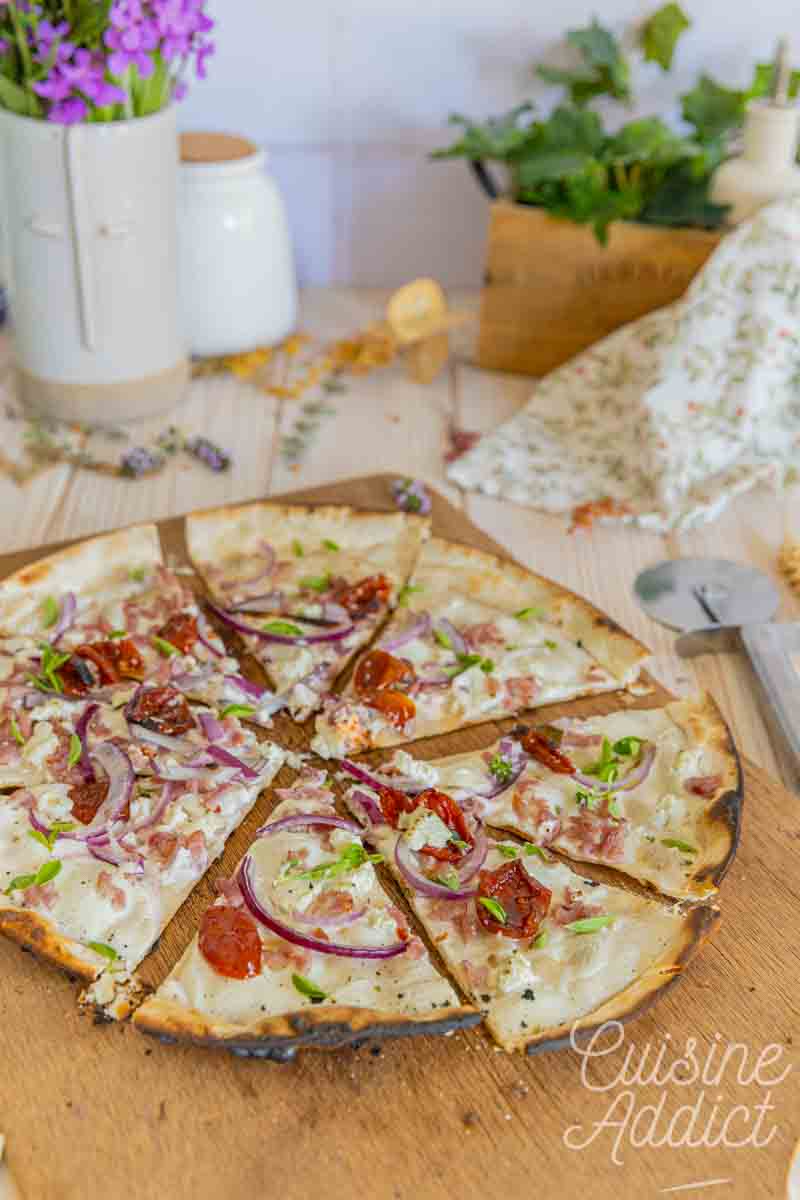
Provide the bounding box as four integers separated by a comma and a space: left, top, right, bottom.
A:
185, 503, 429, 722
338, 783, 718, 1052
0, 526, 285, 781
311, 537, 649, 757
336, 696, 740, 901
0, 689, 285, 993
133, 770, 479, 1059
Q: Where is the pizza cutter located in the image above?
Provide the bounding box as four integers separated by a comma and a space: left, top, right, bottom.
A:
634, 558, 800, 786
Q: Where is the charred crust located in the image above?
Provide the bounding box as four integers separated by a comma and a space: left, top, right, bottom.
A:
133, 1002, 482, 1060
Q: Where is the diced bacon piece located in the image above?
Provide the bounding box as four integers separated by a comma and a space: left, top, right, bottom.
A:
504, 676, 540, 709
261, 939, 310, 973
463, 622, 504, 650
685, 774, 721, 798
306, 889, 355, 921
462, 959, 489, 991
214, 875, 244, 906
148, 831, 179, 866
551, 886, 601, 925
557, 727, 603, 749
181, 829, 207, 867
512, 782, 561, 845
565, 812, 626, 862
23, 882, 56, 910
96, 869, 126, 911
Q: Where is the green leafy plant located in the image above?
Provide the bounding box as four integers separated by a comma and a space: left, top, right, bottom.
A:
434, 5, 789, 242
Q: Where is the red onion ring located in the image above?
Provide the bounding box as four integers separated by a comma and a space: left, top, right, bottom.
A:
573, 741, 656, 794
92, 742, 135, 824
226, 673, 267, 700
228, 589, 284, 614
347, 787, 386, 828
379, 612, 431, 652
208, 602, 355, 646
256, 812, 361, 837
394, 837, 479, 901
198, 712, 224, 742
338, 758, 426, 795
196, 611, 225, 659
131, 781, 175, 832
218, 541, 277, 596
127, 723, 196, 755
238, 855, 408, 959
205, 744, 259, 780
51, 592, 77, 644
27, 807, 52, 837
432, 617, 466, 656
75, 702, 99, 782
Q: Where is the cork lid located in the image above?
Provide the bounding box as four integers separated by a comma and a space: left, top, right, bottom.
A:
180, 132, 258, 164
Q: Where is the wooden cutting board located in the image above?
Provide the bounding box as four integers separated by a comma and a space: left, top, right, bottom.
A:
1, 474, 799, 1200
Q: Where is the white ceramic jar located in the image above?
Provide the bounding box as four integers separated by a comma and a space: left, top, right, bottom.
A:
178, 132, 297, 357
0, 105, 188, 425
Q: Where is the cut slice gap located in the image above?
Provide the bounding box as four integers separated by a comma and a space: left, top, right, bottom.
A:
338, 782, 719, 1053
133, 771, 479, 1058
311, 535, 650, 758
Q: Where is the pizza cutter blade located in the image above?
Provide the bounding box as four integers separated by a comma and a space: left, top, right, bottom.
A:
634, 558, 800, 788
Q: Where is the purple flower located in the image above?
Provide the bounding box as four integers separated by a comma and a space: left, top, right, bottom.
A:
185, 436, 231, 472
48, 96, 88, 125
120, 446, 164, 478
105, 1, 160, 77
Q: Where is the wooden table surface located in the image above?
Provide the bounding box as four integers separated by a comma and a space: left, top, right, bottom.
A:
2, 286, 797, 793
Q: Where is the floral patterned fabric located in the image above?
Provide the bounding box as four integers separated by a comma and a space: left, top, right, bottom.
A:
448, 198, 800, 531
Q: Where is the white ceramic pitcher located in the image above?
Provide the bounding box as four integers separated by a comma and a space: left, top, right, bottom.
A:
0, 105, 189, 425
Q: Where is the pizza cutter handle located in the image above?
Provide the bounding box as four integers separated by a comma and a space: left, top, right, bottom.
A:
678, 621, 800, 790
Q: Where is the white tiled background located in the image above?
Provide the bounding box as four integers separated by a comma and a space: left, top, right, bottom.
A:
180, 0, 800, 286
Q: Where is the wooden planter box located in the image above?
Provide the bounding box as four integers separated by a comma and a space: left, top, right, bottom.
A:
477, 201, 724, 377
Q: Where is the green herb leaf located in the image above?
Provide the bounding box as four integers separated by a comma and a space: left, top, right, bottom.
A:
152, 636, 179, 657
220, 704, 256, 719
109, 629, 128, 640
489, 754, 514, 784
291, 973, 327, 1003
479, 896, 507, 924
641, 3, 690, 71
398, 583, 424, 607
608, 798, 621, 820
9, 716, 24, 747
544, 640, 558, 651
34, 860, 61, 887
431, 103, 537, 162
536, 19, 630, 106
497, 844, 519, 859
447, 653, 484, 678
261, 620, 305, 637
50, 821, 76, 834
612, 736, 642, 757
284, 843, 383, 883
29, 642, 72, 694
661, 838, 698, 855
67, 733, 82, 769
433, 628, 453, 650
515, 606, 544, 621
299, 574, 330, 593
129, 566, 147, 583
532, 930, 549, 949
437, 870, 462, 891
480, 658, 495, 674
322, 539, 340, 552
40, 595, 60, 629
566, 914, 614, 934
575, 786, 602, 811
4, 873, 37, 895
88, 941, 119, 962
524, 844, 550, 861
292, 539, 304, 558
681, 75, 745, 145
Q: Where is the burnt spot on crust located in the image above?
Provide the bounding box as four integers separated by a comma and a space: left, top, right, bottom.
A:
0, 909, 98, 983
592, 614, 625, 636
